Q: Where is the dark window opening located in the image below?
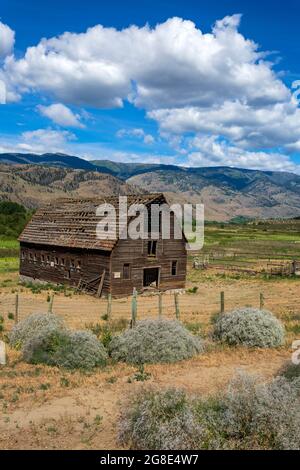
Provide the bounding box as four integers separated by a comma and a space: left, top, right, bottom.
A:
33, 253, 37, 262
171, 260, 178, 276
123, 263, 130, 280
148, 240, 157, 257
70, 259, 75, 269
46, 255, 50, 264
54, 257, 59, 266
41, 254, 45, 264
61, 258, 65, 267
21, 251, 25, 260
76, 260, 81, 270
143, 267, 159, 288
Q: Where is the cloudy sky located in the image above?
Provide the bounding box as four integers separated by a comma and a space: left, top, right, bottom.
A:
1, 0, 300, 173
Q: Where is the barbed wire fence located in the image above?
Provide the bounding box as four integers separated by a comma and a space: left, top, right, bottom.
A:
0, 284, 298, 332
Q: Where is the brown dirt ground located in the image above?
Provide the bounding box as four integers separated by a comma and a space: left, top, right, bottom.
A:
0, 270, 299, 449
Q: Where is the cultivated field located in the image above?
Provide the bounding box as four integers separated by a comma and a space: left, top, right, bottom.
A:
0, 220, 299, 449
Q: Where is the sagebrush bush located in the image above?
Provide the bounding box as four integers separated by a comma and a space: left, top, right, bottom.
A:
213, 307, 285, 348
279, 361, 300, 381
9, 313, 65, 349
23, 328, 107, 370
119, 373, 300, 450
55, 330, 108, 369
216, 373, 300, 450
118, 387, 203, 450
109, 320, 204, 364
22, 325, 67, 366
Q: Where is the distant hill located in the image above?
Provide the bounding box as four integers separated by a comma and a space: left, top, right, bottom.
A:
0, 163, 140, 209
90, 159, 180, 179
1, 153, 300, 220
91, 160, 300, 220
0, 152, 95, 170
127, 167, 300, 220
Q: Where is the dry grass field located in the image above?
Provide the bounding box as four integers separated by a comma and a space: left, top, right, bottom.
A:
0, 266, 299, 449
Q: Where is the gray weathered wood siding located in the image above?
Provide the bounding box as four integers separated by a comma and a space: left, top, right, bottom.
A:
19, 242, 110, 293
110, 236, 187, 297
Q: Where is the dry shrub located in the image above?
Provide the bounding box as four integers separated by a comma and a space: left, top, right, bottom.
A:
109, 319, 204, 364
22, 327, 107, 370
10, 312, 107, 370
213, 307, 285, 348
119, 373, 300, 450
216, 373, 300, 449
118, 387, 203, 450
279, 361, 300, 381
9, 312, 65, 349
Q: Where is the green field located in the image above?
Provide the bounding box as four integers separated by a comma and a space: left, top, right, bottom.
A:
0, 218, 300, 276
0, 236, 19, 274
0, 256, 19, 273
0, 201, 30, 274
203, 220, 300, 258
0, 238, 19, 250
0, 238, 19, 271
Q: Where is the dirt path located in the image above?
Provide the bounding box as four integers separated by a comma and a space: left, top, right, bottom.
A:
0, 349, 289, 450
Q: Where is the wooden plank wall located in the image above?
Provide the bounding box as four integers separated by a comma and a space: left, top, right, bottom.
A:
111, 236, 187, 297
19, 242, 111, 293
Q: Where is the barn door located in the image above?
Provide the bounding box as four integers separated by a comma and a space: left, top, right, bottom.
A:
143, 267, 159, 287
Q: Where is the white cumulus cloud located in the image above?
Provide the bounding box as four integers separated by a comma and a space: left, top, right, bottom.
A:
0, 80, 6, 104
116, 127, 154, 144
149, 100, 300, 151
2, 16, 289, 110
0, 128, 76, 154
37, 103, 85, 128
187, 135, 299, 173
0, 21, 15, 58
19, 128, 76, 153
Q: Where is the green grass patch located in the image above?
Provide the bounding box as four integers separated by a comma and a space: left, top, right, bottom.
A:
0, 257, 19, 273
21, 281, 75, 295
203, 221, 300, 256
0, 239, 19, 250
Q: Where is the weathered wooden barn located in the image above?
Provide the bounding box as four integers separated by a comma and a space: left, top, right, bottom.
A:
19, 194, 187, 297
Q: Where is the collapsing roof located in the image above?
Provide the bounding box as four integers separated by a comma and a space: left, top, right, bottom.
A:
19, 193, 167, 251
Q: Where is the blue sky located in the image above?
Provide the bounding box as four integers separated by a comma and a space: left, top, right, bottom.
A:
1, 0, 300, 172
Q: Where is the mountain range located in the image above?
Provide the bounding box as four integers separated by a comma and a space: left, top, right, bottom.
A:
0, 152, 300, 221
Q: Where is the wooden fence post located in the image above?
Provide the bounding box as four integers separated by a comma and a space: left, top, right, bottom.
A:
0, 340, 6, 365
220, 291, 225, 314
15, 293, 19, 324
260, 293, 264, 310
158, 292, 163, 319
131, 288, 137, 328
174, 292, 180, 320
107, 293, 112, 321
48, 294, 54, 314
